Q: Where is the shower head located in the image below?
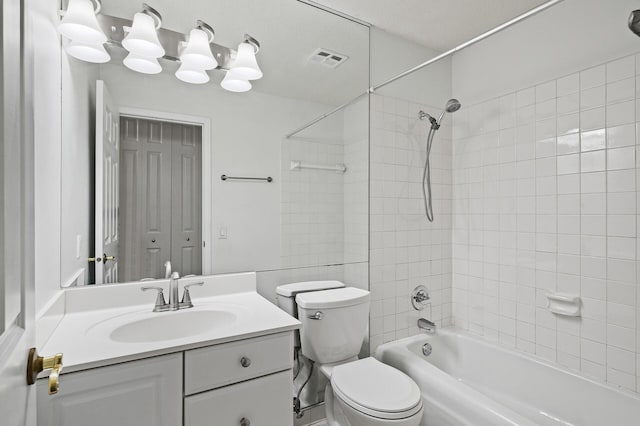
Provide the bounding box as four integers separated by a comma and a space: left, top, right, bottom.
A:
419, 98, 462, 130
445, 98, 462, 113
629, 10, 640, 37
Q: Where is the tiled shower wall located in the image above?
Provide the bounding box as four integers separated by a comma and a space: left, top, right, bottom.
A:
369, 93, 453, 353
452, 53, 640, 393
281, 138, 345, 268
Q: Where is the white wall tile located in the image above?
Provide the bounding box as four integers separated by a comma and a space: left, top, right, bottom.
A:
451, 53, 640, 394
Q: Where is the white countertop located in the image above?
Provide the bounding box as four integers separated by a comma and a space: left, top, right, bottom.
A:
38, 273, 300, 374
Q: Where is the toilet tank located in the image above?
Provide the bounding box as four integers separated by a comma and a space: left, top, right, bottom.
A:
275, 280, 346, 317
296, 287, 370, 364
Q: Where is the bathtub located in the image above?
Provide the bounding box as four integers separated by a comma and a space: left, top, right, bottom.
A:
375, 328, 640, 426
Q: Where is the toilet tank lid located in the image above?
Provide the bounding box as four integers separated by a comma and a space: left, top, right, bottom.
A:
276, 280, 345, 297
296, 287, 369, 309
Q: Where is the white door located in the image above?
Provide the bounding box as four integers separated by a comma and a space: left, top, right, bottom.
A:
170, 123, 202, 276
0, 0, 37, 423
94, 80, 120, 284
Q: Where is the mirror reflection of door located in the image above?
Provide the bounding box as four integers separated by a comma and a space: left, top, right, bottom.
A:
94, 80, 120, 284
118, 116, 202, 282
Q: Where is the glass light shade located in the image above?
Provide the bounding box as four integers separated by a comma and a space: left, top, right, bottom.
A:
232, 42, 263, 80
220, 69, 251, 92
175, 63, 210, 84
123, 52, 162, 74
122, 13, 165, 58
58, 0, 107, 44
65, 41, 110, 63
180, 29, 218, 70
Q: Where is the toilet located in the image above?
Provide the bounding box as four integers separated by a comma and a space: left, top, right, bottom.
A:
277, 282, 423, 426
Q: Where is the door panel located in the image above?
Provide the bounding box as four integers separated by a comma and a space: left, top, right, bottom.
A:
120, 118, 200, 281
171, 124, 202, 276
140, 121, 171, 279
0, 0, 36, 423
119, 122, 139, 281
95, 81, 120, 284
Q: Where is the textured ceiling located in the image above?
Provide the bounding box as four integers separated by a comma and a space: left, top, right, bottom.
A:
312, 0, 552, 51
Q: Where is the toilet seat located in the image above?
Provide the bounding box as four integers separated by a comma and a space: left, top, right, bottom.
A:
330, 357, 422, 420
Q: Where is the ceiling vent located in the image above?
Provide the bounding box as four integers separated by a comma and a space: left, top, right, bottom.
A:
309, 48, 349, 69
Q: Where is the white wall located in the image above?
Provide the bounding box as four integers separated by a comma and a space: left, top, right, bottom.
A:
32, 0, 62, 313
60, 57, 97, 287
452, 0, 640, 104
370, 27, 452, 108
451, 0, 640, 393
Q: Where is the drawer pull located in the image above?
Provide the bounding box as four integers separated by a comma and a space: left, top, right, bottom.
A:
240, 357, 251, 368
240, 418, 250, 426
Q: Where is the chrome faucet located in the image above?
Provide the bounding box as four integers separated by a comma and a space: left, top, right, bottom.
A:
141, 273, 204, 312
169, 272, 180, 310
417, 318, 437, 334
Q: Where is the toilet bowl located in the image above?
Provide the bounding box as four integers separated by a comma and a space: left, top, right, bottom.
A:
322, 357, 423, 426
281, 285, 424, 426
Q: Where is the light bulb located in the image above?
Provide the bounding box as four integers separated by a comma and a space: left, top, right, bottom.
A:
123, 52, 162, 74
220, 69, 251, 92
58, 0, 107, 44
65, 40, 110, 63
122, 13, 165, 58
232, 42, 262, 80
180, 28, 217, 70
175, 63, 210, 84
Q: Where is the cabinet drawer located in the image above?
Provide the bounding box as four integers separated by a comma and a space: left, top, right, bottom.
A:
185, 332, 292, 395
185, 370, 293, 426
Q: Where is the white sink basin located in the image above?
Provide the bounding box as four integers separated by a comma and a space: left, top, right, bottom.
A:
110, 310, 237, 343
86, 305, 243, 344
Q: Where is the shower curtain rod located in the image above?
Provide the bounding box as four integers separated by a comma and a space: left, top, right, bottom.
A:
284, 0, 565, 139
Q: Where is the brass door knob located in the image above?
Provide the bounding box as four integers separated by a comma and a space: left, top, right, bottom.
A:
240, 357, 251, 368
103, 254, 116, 262
27, 348, 63, 395
88, 257, 102, 263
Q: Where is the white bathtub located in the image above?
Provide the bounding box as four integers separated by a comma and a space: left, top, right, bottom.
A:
375, 328, 640, 426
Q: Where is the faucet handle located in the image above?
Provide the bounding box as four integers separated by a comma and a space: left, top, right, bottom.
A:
181, 282, 204, 308
141, 286, 167, 310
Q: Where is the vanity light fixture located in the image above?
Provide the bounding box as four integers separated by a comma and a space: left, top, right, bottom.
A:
64, 40, 110, 63
122, 5, 165, 59
123, 53, 162, 74
179, 22, 218, 70
57, 2, 264, 91
231, 35, 263, 80
58, 0, 110, 63
58, 0, 107, 44
220, 68, 252, 93
175, 63, 210, 84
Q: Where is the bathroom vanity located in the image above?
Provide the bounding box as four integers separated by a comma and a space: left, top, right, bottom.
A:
35, 273, 299, 426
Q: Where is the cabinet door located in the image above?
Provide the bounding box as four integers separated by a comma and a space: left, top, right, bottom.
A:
37, 353, 182, 426
185, 371, 293, 426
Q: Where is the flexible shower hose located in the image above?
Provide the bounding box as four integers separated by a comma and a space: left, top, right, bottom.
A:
422, 127, 437, 222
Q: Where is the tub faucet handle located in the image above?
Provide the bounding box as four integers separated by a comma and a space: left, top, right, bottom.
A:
411, 285, 430, 310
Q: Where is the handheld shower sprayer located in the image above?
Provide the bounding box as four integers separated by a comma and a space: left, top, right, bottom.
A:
419, 99, 461, 130
419, 98, 462, 222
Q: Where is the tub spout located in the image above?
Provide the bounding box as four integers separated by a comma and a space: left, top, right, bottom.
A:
418, 318, 436, 334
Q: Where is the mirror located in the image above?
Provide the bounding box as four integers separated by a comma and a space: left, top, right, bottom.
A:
60, 0, 370, 286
